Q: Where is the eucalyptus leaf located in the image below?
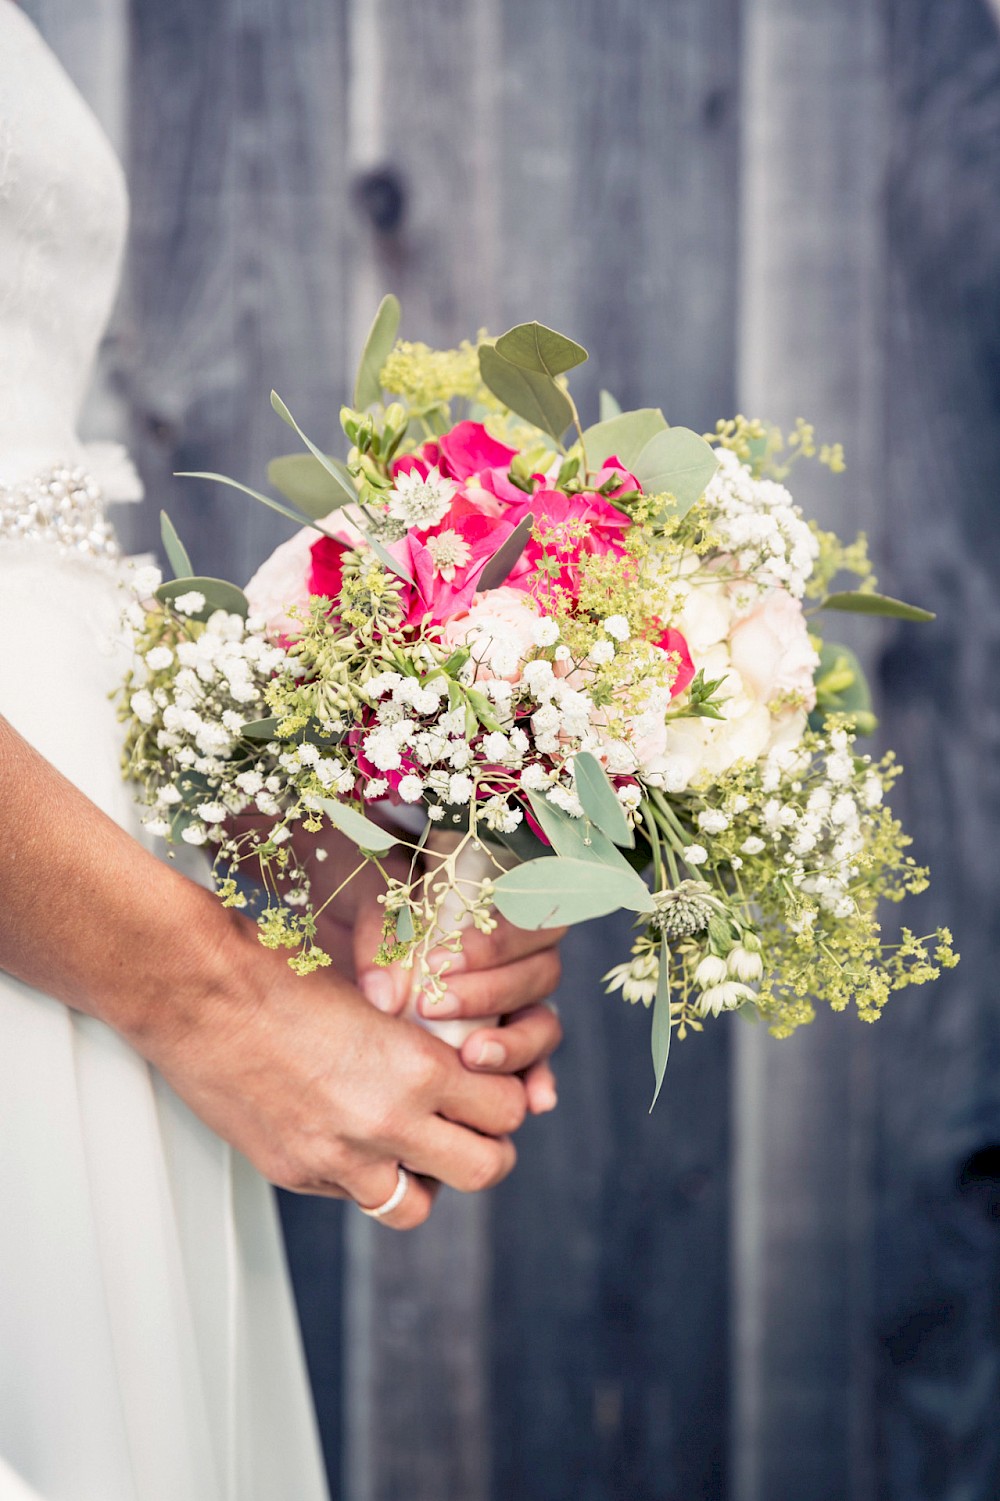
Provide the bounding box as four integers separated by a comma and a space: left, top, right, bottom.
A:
270, 393, 358, 504
478, 344, 573, 442
395, 905, 415, 943
476, 513, 533, 592
649, 939, 672, 1111
177, 471, 318, 533
580, 408, 667, 470
156, 576, 249, 621
573, 751, 635, 848
160, 511, 193, 579
354, 293, 401, 410
632, 427, 719, 513
267, 453, 357, 518
599, 389, 622, 422
526, 793, 634, 869
494, 321, 588, 376
316, 798, 399, 854
814, 641, 872, 715
491, 857, 651, 929
820, 590, 935, 623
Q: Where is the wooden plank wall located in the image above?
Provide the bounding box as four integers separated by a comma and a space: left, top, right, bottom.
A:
16, 1, 1000, 1498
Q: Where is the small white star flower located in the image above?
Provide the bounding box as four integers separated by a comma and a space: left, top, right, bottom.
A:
387, 466, 457, 530
426, 529, 472, 581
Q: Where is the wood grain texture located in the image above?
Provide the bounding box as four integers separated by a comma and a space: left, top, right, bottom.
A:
734, 4, 885, 1500
123, 4, 353, 1492
491, 5, 740, 1499
874, 3, 1000, 1497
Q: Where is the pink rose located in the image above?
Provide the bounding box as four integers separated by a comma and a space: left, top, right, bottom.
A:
728, 589, 819, 712
438, 586, 540, 683
245, 527, 315, 639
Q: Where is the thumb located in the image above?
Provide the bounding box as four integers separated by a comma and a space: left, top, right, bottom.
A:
353, 897, 412, 1014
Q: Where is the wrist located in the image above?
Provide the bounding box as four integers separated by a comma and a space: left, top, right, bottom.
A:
103, 881, 266, 1063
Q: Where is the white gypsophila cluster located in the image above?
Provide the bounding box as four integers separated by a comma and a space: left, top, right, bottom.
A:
386, 465, 457, 530
703, 447, 819, 599
127, 608, 294, 846
746, 730, 880, 920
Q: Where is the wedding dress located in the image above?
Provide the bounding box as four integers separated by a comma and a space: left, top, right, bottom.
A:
0, 12, 328, 1499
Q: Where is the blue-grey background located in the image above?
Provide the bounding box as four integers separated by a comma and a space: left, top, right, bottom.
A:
23, 1, 1000, 1497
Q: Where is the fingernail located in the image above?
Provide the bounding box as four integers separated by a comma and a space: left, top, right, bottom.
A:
420, 989, 460, 1018
426, 947, 465, 975
474, 1040, 506, 1067
534, 1083, 558, 1112
360, 971, 397, 1013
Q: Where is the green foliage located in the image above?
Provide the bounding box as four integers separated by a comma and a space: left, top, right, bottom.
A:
526, 793, 634, 868
316, 798, 399, 854
813, 641, 875, 732
476, 513, 534, 592
581, 408, 667, 470
821, 590, 935, 623
573, 751, 634, 847
160, 511, 193, 579
650, 940, 672, 1110
267, 453, 357, 518
156, 576, 249, 620
478, 343, 573, 442
354, 293, 401, 409
492, 857, 651, 928
632, 427, 719, 514
494, 320, 588, 376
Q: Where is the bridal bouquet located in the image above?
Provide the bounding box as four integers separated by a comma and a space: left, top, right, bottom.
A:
120, 299, 956, 1100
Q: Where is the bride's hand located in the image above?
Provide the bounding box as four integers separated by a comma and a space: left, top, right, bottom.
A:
305, 843, 566, 1116
136, 918, 529, 1230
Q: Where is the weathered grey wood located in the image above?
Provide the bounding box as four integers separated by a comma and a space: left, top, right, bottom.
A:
122, 4, 353, 1493
491, 4, 740, 1498
874, 3, 1000, 1497
734, 4, 885, 1500
340, 5, 503, 1497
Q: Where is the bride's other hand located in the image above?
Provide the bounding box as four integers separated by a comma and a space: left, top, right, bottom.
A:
141, 928, 530, 1230
252, 823, 566, 1116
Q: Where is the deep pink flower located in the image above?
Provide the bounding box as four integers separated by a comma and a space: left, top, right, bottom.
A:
505, 489, 632, 604
308, 534, 351, 599
593, 455, 641, 497
437, 421, 518, 481
388, 510, 520, 626
654, 626, 696, 698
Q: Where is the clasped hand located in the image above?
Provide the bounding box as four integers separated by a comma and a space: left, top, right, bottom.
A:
148, 830, 564, 1230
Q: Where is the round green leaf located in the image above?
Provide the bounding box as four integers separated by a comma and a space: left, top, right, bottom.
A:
156, 576, 249, 621
494, 321, 588, 376
632, 427, 719, 513
491, 857, 651, 929
317, 798, 399, 854
581, 408, 667, 470
478, 345, 573, 442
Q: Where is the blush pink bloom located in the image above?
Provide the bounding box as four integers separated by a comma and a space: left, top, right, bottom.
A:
438, 586, 540, 683
728, 588, 819, 711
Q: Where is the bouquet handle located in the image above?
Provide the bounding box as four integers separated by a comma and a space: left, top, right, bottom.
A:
400, 830, 498, 1048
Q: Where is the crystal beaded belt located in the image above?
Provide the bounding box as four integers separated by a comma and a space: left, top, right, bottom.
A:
0, 464, 121, 562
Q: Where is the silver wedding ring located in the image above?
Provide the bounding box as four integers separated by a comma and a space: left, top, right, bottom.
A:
359, 1165, 409, 1220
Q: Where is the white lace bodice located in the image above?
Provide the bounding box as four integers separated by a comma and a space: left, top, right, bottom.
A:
0, 5, 131, 490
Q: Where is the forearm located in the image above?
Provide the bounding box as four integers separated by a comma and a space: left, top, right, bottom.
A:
0, 716, 255, 1051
